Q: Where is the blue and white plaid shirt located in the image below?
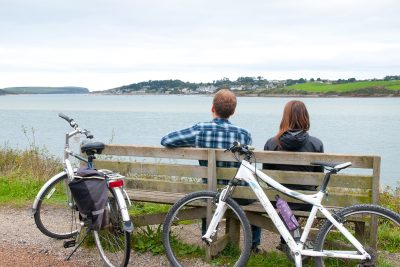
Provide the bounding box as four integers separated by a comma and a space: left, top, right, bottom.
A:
161, 118, 252, 169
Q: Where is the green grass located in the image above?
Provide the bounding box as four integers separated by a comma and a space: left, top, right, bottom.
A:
286, 80, 400, 93
247, 251, 293, 267
0, 145, 62, 205
0, 175, 43, 205
129, 202, 171, 216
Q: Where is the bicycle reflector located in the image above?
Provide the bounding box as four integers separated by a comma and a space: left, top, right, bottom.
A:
109, 179, 124, 188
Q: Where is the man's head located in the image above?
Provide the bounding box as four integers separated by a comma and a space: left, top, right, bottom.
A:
212, 89, 237, 119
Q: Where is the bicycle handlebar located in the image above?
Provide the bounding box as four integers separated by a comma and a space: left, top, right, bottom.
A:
58, 113, 73, 123
226, 141, 254, 157
58, 113, 94, 139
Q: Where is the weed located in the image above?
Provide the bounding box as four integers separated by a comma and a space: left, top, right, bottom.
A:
380, 184, 400, 213
169, 237, 203, 258
132, 225, 164, 255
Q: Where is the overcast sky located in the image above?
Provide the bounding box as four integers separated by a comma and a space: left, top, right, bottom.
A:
0, 0, 399, 91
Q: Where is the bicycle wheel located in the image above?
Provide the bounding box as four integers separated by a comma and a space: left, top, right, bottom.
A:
162, 191, 252, 267
94, 189, 131, 267
34, 174, 79, 239
314, 204, 400, 267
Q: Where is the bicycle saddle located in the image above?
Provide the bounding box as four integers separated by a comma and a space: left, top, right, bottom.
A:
81, 142, 105, 155
311, 161, 352, 171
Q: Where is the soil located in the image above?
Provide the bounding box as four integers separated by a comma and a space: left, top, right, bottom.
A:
0, 206, 280, 266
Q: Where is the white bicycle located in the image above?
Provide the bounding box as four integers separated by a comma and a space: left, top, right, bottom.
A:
32, 113, 133, 267
162, 141, 400, 266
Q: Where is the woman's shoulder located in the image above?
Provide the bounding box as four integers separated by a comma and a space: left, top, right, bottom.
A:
308, 135, 323, 144
264, 137, 279, 151
307, 135, 324, 152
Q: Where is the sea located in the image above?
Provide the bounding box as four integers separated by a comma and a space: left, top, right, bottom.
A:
0, 94, 399, 188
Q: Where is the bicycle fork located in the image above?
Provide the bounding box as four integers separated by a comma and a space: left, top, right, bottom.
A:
201, 187, 232, 244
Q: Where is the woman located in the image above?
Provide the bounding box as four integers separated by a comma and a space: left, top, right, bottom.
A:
263, 100, 324, 190
263, 100, 323, 251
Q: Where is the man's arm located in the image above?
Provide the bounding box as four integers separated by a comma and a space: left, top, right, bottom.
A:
161, 126, 199, 147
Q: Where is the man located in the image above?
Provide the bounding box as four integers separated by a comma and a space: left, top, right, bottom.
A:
161, 89, 261, 252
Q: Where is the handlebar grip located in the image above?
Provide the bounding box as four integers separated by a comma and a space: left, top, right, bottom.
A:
58, 113, 73, 122
85, 131, 94, 139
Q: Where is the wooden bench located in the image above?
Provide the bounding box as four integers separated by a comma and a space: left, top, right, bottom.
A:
96, 144, 380, 257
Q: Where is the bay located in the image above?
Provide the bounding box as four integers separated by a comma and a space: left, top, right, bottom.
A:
0, 94, 399, 188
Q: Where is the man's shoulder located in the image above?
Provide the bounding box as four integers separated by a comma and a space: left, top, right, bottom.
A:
192, 120, 251, 138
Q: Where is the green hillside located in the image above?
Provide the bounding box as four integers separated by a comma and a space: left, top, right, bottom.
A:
287, 80, 400, 93
2, 86, 89, 94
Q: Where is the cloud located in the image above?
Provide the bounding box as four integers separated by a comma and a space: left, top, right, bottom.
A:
0, 0, 399, 90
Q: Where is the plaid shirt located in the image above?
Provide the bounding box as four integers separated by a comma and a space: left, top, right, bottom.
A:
161, 118, 252, 169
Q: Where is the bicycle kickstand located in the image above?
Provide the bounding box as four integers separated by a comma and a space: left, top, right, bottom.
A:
65, 227, 91, 261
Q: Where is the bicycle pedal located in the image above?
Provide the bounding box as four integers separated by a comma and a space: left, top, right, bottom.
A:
63, 240, 76, 248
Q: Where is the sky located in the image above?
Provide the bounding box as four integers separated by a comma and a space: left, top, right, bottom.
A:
0, 0, 399, 91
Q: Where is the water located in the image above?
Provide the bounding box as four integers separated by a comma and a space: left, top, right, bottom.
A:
0, 94, 399, 188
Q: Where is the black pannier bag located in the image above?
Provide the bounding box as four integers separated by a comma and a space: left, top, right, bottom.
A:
69, 167, 108, 231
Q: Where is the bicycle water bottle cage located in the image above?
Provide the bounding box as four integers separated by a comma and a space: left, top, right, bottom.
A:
81, 142, 105, 156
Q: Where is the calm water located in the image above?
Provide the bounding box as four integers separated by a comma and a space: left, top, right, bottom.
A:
0, 94, 399, 188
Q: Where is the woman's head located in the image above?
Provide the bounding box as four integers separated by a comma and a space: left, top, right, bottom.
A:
277, 100, 310, 139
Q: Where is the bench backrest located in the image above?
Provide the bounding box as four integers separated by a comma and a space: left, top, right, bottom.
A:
96, 144, 380, 208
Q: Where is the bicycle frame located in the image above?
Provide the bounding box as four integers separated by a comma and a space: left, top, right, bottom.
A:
32, 121, 132, 231
203, 160, 371, 266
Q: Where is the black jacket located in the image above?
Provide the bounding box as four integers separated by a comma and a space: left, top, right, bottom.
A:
263, 130, 324, 191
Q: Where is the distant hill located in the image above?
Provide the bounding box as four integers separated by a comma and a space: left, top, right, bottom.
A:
99, 80, 199, 94
2, 86, 89, 94
286, 80, 400, 93
95, 77, 400, 97
0, 89, 6, 95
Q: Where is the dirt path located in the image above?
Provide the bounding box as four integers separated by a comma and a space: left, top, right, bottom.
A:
0, 206, 171, 267
0, 205, 282, 266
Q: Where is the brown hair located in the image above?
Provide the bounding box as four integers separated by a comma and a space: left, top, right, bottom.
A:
213, 89, 237, 118
276, 100, 310, 140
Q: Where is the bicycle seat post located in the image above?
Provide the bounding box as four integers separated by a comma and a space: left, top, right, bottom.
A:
87, 155, 96, 169
319, 169, 336, 193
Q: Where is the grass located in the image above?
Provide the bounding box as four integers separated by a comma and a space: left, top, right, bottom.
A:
286, 80, 400, 93
379, 185, 400, 213
0, 145, 62, 205
247, 251, 293, 267
129, 202, 171, 216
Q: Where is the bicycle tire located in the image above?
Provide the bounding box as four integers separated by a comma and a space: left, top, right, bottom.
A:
162, 191, 252, 267
314, 204, 400, 267
94, 188, 131, 267
34, 174, 79, 239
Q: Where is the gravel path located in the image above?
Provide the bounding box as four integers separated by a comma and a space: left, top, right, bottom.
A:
0, 206, 172, 267
0, 206, 280, 266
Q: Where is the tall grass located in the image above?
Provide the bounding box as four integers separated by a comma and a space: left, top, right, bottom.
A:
379, 184, 400, 213
0, 145, 62, 205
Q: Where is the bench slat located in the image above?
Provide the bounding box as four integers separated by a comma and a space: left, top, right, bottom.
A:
96, 160, 208, 178
127, 179, 372, 206
96, 161, 373, 189
103, 144, 208, 160
216, 150, 375, 169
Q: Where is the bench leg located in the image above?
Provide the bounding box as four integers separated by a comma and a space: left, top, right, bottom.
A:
227, 215, 240, 245
355, 221, 365, 243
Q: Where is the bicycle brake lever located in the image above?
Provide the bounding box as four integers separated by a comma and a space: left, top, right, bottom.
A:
84, 130, 94, 139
